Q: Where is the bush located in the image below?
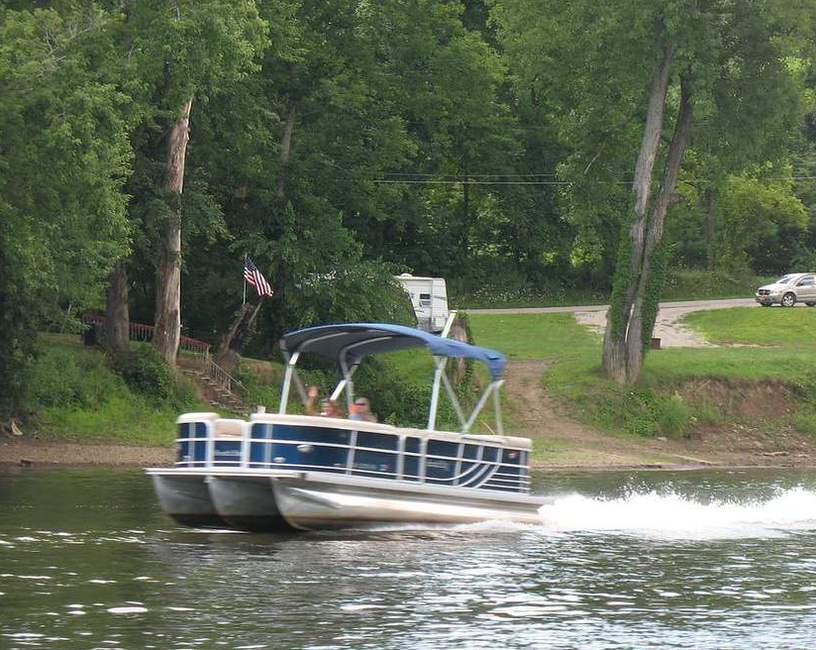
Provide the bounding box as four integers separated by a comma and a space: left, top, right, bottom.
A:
661, 268, 774, 301
26, 345, 121, 410
594, 385, 691, 438
109, 344, 196, 409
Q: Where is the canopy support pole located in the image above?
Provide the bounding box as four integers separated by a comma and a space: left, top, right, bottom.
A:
339, 353, 354, 412
427, 311, 458, 431
440, 368, 467, 430
330, 364, 358, 402
440, 310, 457, 338
493, 379, 504, 435
428, 356, 444, 431
279, 351, 300, 415
463, 381, 500, 433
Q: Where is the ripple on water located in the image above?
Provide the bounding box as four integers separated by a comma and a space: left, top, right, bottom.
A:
107, 606, 148, 615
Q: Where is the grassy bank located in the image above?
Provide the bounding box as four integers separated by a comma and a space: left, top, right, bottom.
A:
25, 333, 495, 446
451, 269, 773, 309
25, 335, 206, 446
469, 309, 816, 439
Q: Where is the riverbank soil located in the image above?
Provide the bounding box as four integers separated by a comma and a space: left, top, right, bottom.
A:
506, 360, 816, 469
0, 437, 174, 466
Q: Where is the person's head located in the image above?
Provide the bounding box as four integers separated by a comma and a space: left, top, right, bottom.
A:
321, 398, 343, 417
354, 397, 370, 412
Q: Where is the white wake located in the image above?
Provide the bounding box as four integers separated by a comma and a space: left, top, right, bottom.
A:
537, 487, 816, 539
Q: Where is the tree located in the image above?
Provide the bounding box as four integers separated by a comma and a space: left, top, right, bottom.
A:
719, 174, 809, 272
108, 0, 267, 365
0, 5, 131, 415
495, 0, 811, 383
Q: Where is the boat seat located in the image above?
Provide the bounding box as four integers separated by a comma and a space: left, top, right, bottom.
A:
213, 419, 246, 437
176, 412, 219, 423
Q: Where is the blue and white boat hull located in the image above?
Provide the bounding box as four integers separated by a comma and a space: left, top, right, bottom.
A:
147, 468, 549, 531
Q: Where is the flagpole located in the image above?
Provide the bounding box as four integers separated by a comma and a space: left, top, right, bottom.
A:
242, 253, 247, 306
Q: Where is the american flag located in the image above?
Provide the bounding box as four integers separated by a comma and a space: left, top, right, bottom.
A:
243, 257, 274, 298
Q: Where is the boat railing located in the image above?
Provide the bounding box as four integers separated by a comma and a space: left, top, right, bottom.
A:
173, 419, 530, 493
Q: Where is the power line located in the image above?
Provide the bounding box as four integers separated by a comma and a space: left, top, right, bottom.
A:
371, 178, 572, 185
370, 175, 816, 186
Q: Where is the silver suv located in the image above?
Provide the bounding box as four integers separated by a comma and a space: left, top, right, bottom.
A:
755, 273, 816, 307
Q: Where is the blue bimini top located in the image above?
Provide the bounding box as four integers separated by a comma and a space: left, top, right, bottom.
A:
281, 323, 507, 380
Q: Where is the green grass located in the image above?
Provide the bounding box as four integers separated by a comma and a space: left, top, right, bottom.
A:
38, 396, 184, 446
469, 311, 816, 440
33, 304, 815, 446
684, 307, 816, 347
28, 336, 209, 445
468, 313, 598, 360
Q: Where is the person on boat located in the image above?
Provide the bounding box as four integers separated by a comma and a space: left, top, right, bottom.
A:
305, 385, 345, 418
320, 398, 344, 418
305, 385, 321, 416
349, 397, 377, 422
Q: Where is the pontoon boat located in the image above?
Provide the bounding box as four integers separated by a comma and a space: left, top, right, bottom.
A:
146, 319, 548, 531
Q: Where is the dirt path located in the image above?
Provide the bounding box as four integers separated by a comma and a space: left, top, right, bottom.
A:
574, 305, 715, 348
504, 361, 702, 467
503, 361, 816, 469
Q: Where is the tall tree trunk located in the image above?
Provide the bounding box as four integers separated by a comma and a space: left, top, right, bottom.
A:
276, 103, 296, 199
602, 40, 674, 382
705, 187, 716, 271
105, 261, 129, 353
624, 77, 694, 381
214, 300, 263, 373
154, 96, 192, 365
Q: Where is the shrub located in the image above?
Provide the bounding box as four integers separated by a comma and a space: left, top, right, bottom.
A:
593, 384, 691, 438
109, 344, 177, 403
26, 345, 120, 410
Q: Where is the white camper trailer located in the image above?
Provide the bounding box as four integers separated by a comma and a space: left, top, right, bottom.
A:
395, 273, 450, 332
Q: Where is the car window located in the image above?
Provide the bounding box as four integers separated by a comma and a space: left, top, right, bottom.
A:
798, 275, 814, 286
777, 275, 795, 284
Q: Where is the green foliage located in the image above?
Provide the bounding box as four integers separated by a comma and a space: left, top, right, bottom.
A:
26, 344, 123, 412
640, 240, 670, 350
354, 356, 435, 428
719, 175, 809, 273
662, 269, 774, 301
608, 227, 635, 341
3, 0, 816, 422
593, 386, 691, 438
109, 345, 180, 405
24, 339, 205, 444
0, 5, 132, 415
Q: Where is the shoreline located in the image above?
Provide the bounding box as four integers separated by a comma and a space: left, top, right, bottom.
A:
2, 437, 815, 472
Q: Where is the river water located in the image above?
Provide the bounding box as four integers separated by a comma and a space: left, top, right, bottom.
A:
1, 467, 816, 649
